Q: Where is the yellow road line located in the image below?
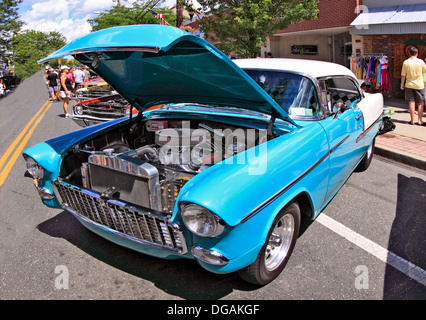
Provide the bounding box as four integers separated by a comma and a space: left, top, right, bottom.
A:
0, 100, 53, 187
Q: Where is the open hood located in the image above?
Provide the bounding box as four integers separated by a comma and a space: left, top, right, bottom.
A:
39, 25, 296, 125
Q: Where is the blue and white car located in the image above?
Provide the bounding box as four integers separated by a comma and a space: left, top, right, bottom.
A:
23, 25, 383, 285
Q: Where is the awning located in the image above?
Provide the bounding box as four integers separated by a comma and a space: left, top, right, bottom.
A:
351, 4, 426, 35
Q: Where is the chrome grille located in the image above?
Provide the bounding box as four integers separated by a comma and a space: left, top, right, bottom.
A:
53, 181, 186, 254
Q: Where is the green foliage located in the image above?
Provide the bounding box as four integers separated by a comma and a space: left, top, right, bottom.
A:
88, 1, 175, 31
197, 0, 319, 57
11, 30, 67, 80
0, 0, 23, 61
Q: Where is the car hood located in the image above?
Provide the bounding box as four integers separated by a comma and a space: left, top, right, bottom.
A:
39, 25, 296, 125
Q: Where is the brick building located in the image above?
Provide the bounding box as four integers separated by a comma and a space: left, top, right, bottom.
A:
183, 0, 426, 98
351, 0, 426, 98
265, 0, 360, 67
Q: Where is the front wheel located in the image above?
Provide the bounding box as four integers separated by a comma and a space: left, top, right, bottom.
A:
238, 202, 301, 285
355, 137, 375, 172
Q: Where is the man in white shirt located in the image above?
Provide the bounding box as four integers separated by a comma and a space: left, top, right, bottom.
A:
73, 66, 85, 90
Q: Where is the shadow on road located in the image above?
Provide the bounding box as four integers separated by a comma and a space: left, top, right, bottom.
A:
37, 211, 259, 299
383, 174, 426, 299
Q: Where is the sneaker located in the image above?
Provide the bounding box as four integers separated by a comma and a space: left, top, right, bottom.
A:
65, 113, 73, 118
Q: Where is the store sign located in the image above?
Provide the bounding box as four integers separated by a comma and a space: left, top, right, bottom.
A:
291, 45, 318, 55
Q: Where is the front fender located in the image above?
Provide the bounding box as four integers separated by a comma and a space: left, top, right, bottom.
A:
175, 123, 329, 227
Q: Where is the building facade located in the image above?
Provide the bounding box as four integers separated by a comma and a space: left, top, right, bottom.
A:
184, 0, 426, 98
266, 0, 426, 98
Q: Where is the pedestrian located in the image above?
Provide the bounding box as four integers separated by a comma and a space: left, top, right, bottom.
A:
83, 67, 90, 82
266, 52, 273, 58
424, 57, 426, 109
59, 65, 73, 118
46, 69, 59, 101
0, 78, 6, 97
400, 47, 426, 126
67, 67, 75, 93
73, 66, 84, 90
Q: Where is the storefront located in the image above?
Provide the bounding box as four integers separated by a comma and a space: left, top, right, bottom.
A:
350, 1, 426, 98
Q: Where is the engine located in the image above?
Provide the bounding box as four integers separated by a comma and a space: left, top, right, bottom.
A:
62, 118, 266, 215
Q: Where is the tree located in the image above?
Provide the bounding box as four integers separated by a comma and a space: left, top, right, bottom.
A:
196, 0, 319, 57
11, 30, 66, 80
0, 0, 23, 62
88, 0, 175, 32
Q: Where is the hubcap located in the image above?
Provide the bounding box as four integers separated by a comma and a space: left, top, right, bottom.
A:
264, 214, 295, 272
367, 142, 373, 158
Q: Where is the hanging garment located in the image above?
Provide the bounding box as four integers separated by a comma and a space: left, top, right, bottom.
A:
380, 59, 390, 92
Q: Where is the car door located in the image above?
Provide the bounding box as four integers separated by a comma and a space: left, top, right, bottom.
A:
318, 76, 365, 200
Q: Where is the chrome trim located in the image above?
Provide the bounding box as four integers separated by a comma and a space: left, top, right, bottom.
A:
69, 46, 161, 55
191, 246, 229, 266
36, 186, 55, 200
88, 154, 162, 211
356, 114, 382, 143
52, 181, 187, 255
240, 135, 350, 223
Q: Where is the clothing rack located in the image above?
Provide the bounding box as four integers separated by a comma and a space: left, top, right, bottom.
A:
350, 53, 389, 92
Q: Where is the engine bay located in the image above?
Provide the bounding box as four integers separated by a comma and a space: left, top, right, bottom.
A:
60, 116, 270, 214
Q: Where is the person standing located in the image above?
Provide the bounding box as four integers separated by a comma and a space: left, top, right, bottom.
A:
401, 47, 426, 126
0, 78, 6, 97
60, 66, 73, 118
46, 69, 59, 101
73, 66, 84, 91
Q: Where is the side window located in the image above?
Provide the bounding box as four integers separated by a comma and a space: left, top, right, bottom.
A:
325, 77, 361, 111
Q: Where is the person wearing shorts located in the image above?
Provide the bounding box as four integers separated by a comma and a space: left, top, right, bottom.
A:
401, 47, 426, 126
60, 65, 73, 118
46, 69, 58, 101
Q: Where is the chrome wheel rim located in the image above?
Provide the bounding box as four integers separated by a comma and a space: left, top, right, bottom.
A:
264, 214, 295, 272
367, 142, 373, 159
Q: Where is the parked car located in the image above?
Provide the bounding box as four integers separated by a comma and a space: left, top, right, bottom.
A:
72, 93, 138, 127
75, 77, 117, 100
1, 74, 20, 96
23, 25, 383, 285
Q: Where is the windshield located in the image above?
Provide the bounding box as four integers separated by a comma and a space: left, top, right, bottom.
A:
244, 70, 319, 118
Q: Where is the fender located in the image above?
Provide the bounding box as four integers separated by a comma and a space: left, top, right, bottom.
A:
175, 122, 330, 227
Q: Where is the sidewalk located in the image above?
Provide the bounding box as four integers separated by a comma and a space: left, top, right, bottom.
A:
375, 99, 426, 170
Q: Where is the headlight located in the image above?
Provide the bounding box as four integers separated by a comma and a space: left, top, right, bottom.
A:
24, 155, 44, 180
180, 203, 225, 237
74, 105, 83, 115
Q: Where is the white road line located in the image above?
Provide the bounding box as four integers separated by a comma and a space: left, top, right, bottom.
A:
316, 213, 426, 287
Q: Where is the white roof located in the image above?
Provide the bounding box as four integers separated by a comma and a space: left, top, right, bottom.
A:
233, 58, 356, 80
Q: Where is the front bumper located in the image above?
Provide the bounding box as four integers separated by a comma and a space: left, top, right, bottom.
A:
50, 180, 264, 274
52, 181, 188, 257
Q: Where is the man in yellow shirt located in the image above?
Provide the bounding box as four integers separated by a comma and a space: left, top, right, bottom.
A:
401, 47, 426, 125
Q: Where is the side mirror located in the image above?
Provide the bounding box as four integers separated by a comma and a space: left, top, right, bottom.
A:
332, 102, 349, 119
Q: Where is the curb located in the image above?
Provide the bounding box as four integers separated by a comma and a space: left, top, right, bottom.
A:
375, 144, 426, 171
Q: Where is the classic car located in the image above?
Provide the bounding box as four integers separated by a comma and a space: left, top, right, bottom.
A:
72, 93, 138, 127
23, 25, 383, 285
75, 77, 117, 100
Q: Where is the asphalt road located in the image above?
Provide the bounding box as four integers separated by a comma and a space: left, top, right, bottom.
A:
0, 71, 425, 301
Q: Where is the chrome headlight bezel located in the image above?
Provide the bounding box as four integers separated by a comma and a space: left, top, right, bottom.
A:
74, 105, 84, 115
180, 202, 225, 238
24, 155, 44, 180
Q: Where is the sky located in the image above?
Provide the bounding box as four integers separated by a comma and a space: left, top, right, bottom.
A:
18, 0, 178, 42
